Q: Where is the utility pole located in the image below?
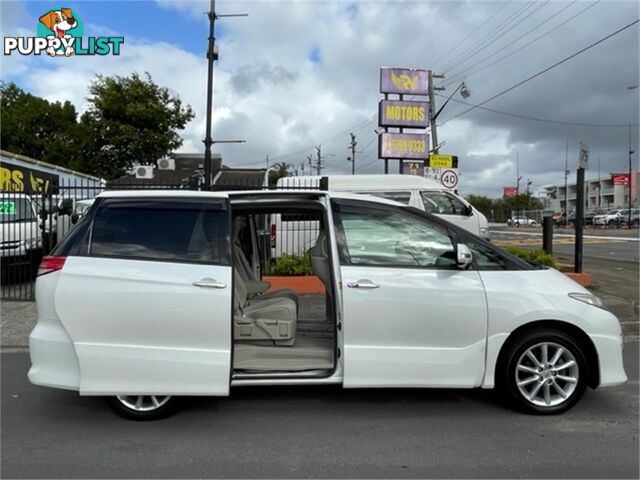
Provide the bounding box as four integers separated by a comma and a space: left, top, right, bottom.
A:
575, 143, 588, 273
307, 155, 313, 174
315, 145, 322, 175
564, 139, 569, 214
516, 153, 522, 195
203, 0, 247, 189
299, 161, 305, 176
347, 133, 357, 175
629, 124, 635, 228
428, 71, 446, 154
265, 154, 269, 170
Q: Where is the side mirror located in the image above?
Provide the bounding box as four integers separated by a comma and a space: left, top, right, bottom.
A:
71, 213, 79, 224
58, 198, 74, 216
456, 243, 473, 269
464, 204, 473, 216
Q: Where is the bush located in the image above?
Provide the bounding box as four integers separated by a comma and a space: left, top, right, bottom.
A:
505, 246, 557, 268
270, 253, 313, 276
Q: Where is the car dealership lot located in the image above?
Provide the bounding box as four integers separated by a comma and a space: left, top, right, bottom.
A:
1, 342, 638, 479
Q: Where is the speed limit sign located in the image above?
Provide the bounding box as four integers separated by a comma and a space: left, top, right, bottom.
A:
440, 169, 459, 189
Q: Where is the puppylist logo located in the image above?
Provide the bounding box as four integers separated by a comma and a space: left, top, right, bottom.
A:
4, 7, 124, 57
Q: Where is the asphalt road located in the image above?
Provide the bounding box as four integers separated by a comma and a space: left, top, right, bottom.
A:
2, 342, 638, 479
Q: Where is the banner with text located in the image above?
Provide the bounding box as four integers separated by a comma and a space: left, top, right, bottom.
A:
379, 133, 429, 160
379, 100, 429, 128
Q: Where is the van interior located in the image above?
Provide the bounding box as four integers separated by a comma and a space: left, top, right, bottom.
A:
230, 202, 336, 378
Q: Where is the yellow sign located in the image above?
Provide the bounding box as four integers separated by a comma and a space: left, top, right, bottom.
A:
429, 154, 454, 169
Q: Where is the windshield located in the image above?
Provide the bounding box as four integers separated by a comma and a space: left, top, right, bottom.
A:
0, 198, 37, 223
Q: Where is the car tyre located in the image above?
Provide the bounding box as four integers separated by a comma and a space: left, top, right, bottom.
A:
108, 395, 176, 420
497, 329, 588, 415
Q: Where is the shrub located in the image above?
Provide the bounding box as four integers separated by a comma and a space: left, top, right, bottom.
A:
270, 253, 313, 276
505, 246, 557, 268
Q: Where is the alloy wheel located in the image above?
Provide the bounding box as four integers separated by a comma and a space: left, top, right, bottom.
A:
116, 395, 172, 412
515, 342, 579, 407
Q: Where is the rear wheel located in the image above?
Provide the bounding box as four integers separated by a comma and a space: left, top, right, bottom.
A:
497, 329, 588, 414
108, 395, 175, 420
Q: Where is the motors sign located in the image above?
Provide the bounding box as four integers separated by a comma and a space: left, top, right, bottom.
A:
380, 68, 429, 95
379, 133, 429, 160
379, 100, 429, 128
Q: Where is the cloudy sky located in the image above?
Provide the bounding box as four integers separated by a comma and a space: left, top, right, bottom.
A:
1, 0, 638, 196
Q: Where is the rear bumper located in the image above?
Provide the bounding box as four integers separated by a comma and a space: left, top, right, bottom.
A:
28, 318, 80, 391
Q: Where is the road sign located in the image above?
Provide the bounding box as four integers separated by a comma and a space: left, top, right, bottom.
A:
579, 143, 589, 169
428, 154, 458, 169
503, 186, 518, 197
379, 100, 429, 128
379, 132, 429, 160
439, 169, 459, 189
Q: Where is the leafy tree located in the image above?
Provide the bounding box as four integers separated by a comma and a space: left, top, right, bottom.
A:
467, 193, 544, 223
80, 73, 194, 179
0, 82, 81, 169
268, 161, 293, 186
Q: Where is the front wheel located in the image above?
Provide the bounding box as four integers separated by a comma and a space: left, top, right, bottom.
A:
497, 329, 588, 414
108, 395, 175, 420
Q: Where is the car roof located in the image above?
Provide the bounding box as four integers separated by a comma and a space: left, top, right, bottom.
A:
277, 174, 444, 191
95, 189, 405, 207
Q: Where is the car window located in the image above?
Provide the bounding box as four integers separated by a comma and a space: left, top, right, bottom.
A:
0, 197, 36, 223
91, 199, 230, 265
361, 191, 412, 205
335, 205, 455, 268
420, 191, 468, 215
465, 238, 508, 270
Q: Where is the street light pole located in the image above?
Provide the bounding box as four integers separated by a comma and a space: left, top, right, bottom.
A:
202, 0, 247, 189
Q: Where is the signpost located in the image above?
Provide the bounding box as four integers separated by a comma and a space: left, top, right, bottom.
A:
503, 186, 518, 198
611, 173, 630, 185
378, 100, 429, 128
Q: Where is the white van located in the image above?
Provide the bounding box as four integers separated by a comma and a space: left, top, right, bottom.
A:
273, 174, 490, 257
29, 189, 626, 419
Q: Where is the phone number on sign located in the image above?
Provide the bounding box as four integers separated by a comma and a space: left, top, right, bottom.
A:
387, 139, 426, 154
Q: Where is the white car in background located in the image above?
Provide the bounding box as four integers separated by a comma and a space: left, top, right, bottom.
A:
507, 216, 537, 227
593, 209, 628, 226
28, 189, 626, 420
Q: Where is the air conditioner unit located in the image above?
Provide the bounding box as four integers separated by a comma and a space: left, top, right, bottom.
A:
157, 158, 175, 170
135, 166, 154, 179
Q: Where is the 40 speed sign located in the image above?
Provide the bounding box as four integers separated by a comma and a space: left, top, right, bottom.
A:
439, 169, 459, 190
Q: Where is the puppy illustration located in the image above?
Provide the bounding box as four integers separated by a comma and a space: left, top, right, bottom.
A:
39, 8, 78, 57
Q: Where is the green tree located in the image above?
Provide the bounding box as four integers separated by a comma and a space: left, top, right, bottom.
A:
80, 73, 194, 179
268, 161, 293, 186
0, 82, 81, 169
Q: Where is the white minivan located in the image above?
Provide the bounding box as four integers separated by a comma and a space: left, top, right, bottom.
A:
272, 175, 490, 257
29, 189, 626, 420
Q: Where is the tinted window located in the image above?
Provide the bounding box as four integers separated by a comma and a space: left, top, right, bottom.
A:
91, 199, 230, 265
465, 238, 508, 270
335, 205, 455, 268
420, 191, 468, 216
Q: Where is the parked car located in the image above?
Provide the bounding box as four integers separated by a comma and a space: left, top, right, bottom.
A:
593, 209, 629, 227
1, 193, 44, 274
507, 216, 537, 227
625, 209, 640, 227
29, 189, 627, 420
273, 175, 490, 257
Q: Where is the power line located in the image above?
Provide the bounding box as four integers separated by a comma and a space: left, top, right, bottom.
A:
445, 0, 578, 81
440, 19, 640, 125
431, 0, 513, 69
435, 93, 639, 127
445, 0, 601, 86
440, 0, 545, 73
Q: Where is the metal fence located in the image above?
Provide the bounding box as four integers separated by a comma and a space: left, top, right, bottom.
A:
1, 176, 325, 300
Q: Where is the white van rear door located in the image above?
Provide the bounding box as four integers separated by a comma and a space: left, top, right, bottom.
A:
54, 195, 233, 396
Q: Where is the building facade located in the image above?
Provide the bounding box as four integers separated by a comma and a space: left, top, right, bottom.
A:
543, 172, 639, 212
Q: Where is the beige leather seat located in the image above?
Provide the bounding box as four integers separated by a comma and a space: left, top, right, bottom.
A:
233, 242, 299, 305
233, 271, 297, 346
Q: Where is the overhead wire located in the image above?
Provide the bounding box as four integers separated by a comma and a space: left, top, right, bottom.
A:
444, 0, 602, 87
440, 19, 640, 126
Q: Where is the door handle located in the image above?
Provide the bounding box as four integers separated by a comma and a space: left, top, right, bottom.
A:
347, 279, 379, 289
192, 278, 227, 289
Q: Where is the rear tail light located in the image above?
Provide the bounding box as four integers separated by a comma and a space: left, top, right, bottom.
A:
37, 256, 66, 277
270, 224, 276, 248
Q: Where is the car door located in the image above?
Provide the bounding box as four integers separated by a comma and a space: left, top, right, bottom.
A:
54, 194, 233, 395
332, 199, 488, 388
419, 190, 479, 234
